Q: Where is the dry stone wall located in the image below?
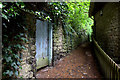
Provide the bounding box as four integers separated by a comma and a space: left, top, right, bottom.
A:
53, 24, 67, 61
18, 12, 89, 78
18, 13, 36, 78
53, 23, 84, 62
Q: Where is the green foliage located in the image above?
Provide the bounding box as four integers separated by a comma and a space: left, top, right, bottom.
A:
2, 2, 28, 78
2, 2, 93, 78
65, 2, 93, 37
0, 2, 2, 9
48, 2, 93, 39
47, 2, 68, 23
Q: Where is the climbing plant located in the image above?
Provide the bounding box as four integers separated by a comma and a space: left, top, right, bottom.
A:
48, 1, 93, 39
2, 2, 28, 78
2, 2, 50, 78
1, 1, 93, 78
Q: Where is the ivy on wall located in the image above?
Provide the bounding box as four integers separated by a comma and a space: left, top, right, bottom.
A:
2, 2, 49, 78
2, 2, 28, 78
1, 1, 93, 78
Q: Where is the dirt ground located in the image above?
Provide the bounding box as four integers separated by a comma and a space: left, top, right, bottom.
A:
36, 43, 103, 78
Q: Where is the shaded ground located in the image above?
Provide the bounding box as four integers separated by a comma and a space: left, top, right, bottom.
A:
36, 43, 103, 78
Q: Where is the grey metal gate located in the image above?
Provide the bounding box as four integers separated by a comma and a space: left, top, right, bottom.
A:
35, 20, 52, 69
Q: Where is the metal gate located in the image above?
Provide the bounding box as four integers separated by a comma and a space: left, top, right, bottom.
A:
35, 20, 53, 69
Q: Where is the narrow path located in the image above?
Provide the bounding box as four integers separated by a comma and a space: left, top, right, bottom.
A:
36, 43, 103, 78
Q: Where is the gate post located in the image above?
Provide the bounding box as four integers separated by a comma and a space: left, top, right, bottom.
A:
48, 22, 53, 66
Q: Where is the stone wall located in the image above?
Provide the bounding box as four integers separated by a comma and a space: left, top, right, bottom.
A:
93, 3, 120, 62
53, 22, 83, 62
18, 13, 36, 78
18, 12, 89, 78
53, 23, 68, 61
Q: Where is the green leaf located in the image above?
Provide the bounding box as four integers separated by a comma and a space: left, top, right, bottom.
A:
14, 65, 18, 69
15, 71, 18, 76
6, 70, 10, 74
2, 13, 8, 20
11, 62, 16, 66
22, 45, 26, 50
10, 8, 13, 11
9, 71, 13, 76
19, 66, 22, 69
17, 61, 20, 65
16, 44, 21, 48
20, 2, 25, 8
6, 56, 12, 62
14, 54, 19, 59
0, 2, 2, 8
21, 37, 28, 42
